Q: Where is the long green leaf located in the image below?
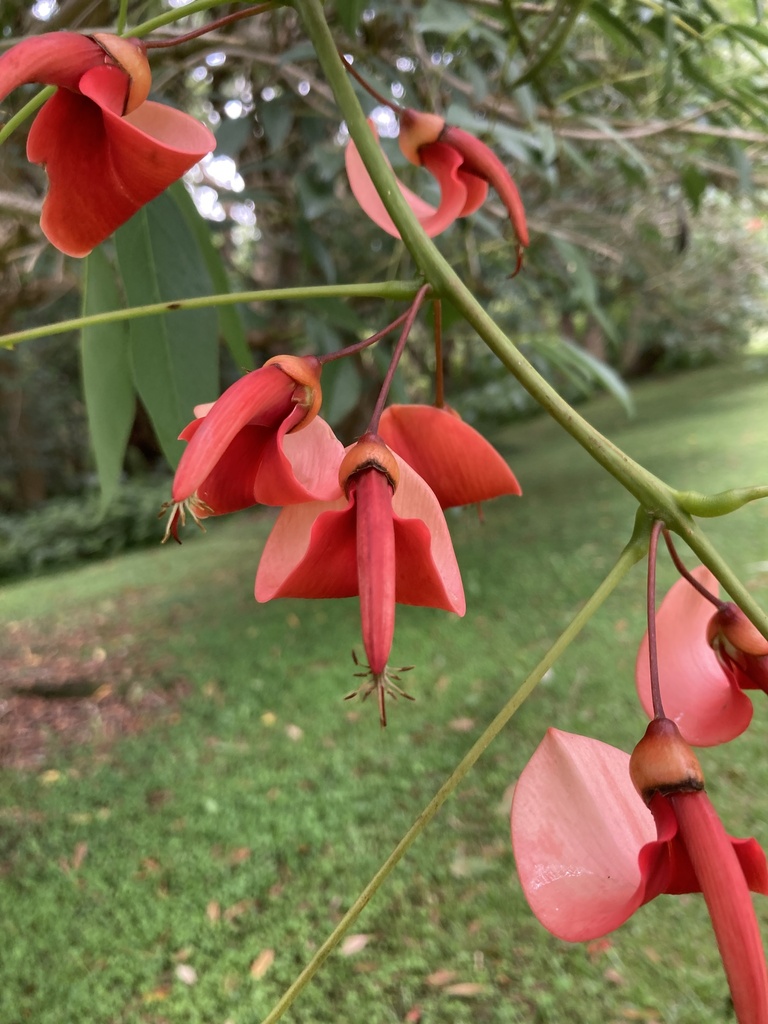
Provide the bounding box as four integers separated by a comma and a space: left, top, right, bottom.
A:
168, 182, 252, 370
115, 194, 219, 468
80, 249, 136, 509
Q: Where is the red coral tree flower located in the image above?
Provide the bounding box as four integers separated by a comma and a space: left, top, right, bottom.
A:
378, 403, 521, 508
636, 567, 767, 746
345, 108, 528, 267
164, 355, 343, 542
512, 725, 768, 1024
255, 433, 465, 724
0, 32, 215, 255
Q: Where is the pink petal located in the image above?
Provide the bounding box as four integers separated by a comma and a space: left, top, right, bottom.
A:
255, 496, 357, 602
379, 404, 521, 508
255, 453, 465, 615
0, 32, 106, 98
26, 68, 214, 256
390, 454, 465, 614
511, 729, 657, 941
172, 366, 296, 503
345, 128, 469, 239
636, 568, 753, 746
255, 414, 344, 505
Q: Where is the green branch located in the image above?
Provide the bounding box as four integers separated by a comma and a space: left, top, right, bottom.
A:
259, 526, 648, 1023
0, 282, 421, 348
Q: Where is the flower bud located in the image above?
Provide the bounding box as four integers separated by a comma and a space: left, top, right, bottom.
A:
263, 354, 323, 430
398, 109, 445, 166
629, 718, 704, 804
92, 34, 150, 113
339, 434, 399, 494
707, 603, 768, 657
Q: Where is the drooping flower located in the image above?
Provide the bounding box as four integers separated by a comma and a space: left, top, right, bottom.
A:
512, 725, 768, 1024
163, 355, 343, 542
345, 109, 528, 264
636, 567, 764, 746
0, 32, 215, 256
255, 433, 465, 723
378, 403, 521, 508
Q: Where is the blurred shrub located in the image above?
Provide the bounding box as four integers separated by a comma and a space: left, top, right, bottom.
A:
0, 481, 190, 581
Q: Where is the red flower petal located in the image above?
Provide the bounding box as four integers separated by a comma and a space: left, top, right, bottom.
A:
345, 126, 469, 239
440, 125, 529, 248
0, 32, 106, 98
636, 568, 753, 746
26, 67, 214, 256
172, 365, 297, 503
669, 790, 768, 1024
512, 729, 657, 941
255, 454, 465, 615
379, 404, 521, 508
352, 469, 396, 675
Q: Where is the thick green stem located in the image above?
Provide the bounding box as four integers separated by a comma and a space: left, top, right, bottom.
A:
259, 525, 648, 1024
0, 281, 420, 349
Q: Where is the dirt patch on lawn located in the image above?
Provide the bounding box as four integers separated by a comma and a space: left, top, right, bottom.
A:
0, 616, 188, 770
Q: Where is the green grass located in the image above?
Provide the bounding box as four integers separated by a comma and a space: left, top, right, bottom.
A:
1, 362, 768, 1024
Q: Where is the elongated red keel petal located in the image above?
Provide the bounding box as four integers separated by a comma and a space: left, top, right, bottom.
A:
670, 791, 768, 1024
439, 126, 529, 249
351, 470, 396, 677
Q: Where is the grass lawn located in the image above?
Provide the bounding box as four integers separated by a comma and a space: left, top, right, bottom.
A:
1, 361, 767, 1024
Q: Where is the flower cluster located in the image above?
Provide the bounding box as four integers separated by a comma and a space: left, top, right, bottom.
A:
163, 340, 521, 725
511, 532, 768, 1021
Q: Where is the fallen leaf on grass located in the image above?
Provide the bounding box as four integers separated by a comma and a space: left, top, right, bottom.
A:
175, 964, 198, 985
285, 723, 304, 741
404, 1006, 423, 1022
449, 718, 475, 732
206, 901, 221, 922
250, 949, 275, 979
443, 982, 490, 997
426, 970, 457, 987
223, 899, 254, 921
227, 846, 252, 866
341, 933, 372, 956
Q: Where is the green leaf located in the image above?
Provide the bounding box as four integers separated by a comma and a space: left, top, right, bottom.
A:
80, 249, 136, 510
168, 182, 252, 370
115, 193, 219, 468
587, 3, 645, 53
335, 0, 367, 35
320, 356, 362, 427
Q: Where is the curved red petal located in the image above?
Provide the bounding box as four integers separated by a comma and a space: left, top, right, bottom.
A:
344, 126, 468, 238
0, 32, 105, 99
172, 366, 295, 502
670, 791, 768, 1024
26, 71, 214, 256
456, 168, 488, 217
636, 567, 753, 746
254, 497, 357, 602
440, 125, 529, 248
379, 404, 521, 508
254, 413, 344, 505
512, 730, 656, 942
391, 455, 465, 614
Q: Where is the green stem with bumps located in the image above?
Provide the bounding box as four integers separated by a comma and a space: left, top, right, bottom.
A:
0, 281, 421, 349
